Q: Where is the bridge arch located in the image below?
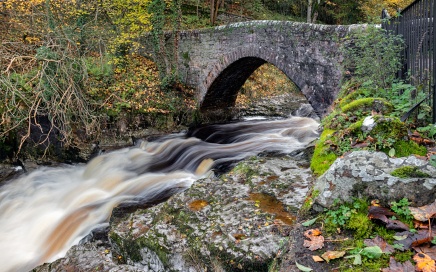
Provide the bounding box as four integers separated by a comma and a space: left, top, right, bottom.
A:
200, 53, 307, 113
140, 21, 365, 117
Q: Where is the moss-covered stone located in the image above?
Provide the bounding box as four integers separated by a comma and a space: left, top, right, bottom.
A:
391, 166, 431, 178
339, 88, 375, 107
341, 97, 393, 114
391, 140, 427, 157
310, 129, 338, 176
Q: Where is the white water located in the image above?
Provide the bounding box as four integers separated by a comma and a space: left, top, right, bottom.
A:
0, 116, 319, 272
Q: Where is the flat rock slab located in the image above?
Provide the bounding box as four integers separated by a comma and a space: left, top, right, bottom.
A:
313, 151, 436, 210
109, 154, 314, 271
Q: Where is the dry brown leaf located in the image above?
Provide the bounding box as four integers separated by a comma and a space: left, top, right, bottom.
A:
304, 229, 322, 237
368, 206, 408, 231
381, 256, 415, 272
321, 250, 345, 263
410, 200, 436, 222
368, 206, 395, 223
414, 253, 436, 272
303, 228, 324, 251
413, 246, 436, 261
385, 219, 410, 231
395, 230, 432, 250
364, 236, 395, 253
312, 255, 324, 262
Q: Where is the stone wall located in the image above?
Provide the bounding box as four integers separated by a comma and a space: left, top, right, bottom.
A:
139, 21, 365, 117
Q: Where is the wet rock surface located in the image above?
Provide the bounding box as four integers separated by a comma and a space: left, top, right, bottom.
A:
34, 151, 315, 272
312, 150, 436, 210
108, 153, 314, 271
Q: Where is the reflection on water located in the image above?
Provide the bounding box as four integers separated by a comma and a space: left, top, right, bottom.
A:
0, 116, 319, 271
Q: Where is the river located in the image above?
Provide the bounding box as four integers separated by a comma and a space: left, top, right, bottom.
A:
0, 116, 319, 272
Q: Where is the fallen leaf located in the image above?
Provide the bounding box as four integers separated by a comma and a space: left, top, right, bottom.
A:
344, 254, 362, 265
321, 250, 345, 262
302, 217, 318, 227
414, 253, 436, 272
303, 229, 324, 251
304, 229, 322, 237
393, 234, 408, 241
361, 246, 384, 259
368, 206, 395, 223
385, 219, 410, 231
295, 261, 313, 271
364, 236, 395, 253
410, 200, 436, 222
312, 255, 324, 262
381, 256, 415, 272
395, 230, 432, 250
413, 246, 436, 261
368, 206, 408, 230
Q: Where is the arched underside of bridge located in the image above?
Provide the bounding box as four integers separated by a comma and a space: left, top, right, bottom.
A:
200, 57, 269, 111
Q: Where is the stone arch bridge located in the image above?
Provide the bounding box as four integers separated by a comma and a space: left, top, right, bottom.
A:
139, 21, 363, 117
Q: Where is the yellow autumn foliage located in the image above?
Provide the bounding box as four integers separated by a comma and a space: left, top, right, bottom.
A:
360, 0, 414, 21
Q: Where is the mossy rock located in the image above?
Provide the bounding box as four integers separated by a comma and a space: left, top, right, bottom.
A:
369, 116, 407, 142
391, 140, 427, 157
310, 129, 338, 176
341, 97, 393, 115
339, 88, 375, 107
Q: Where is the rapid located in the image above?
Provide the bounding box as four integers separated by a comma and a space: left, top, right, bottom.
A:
0, 116, 319, 271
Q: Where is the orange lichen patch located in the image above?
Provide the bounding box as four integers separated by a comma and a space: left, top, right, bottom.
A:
248, 193, 296, 225
188, 199, 209, 211
233, 233, 247, 240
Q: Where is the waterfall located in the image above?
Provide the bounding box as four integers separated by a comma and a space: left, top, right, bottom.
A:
0, 116, 319, 272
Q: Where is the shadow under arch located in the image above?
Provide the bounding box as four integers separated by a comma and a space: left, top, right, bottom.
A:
200, 57, 268, 111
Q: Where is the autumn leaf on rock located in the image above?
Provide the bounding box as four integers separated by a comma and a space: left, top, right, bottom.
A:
321, 250, 345, 262
414, 253, 436, 272
303, 229, 324, 251
381, 256, 415, 272
364, 236, 395, 254
409, 200, 436, 222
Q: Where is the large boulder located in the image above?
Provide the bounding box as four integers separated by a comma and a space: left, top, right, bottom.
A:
312, 151, 436, 210
108, 154, 314, 271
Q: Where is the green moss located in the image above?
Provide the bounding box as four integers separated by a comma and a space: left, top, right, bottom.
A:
300, 189, 320, 214
346, 213, 373, 239
392, 140, 427, 157
137, 235, 170, 266
391, 166, 430, 178
339, 88, 375, 107
393, 250, 414, 262
310, 129, 338, 176
346, 119, 364, 134
341, 97, 393, 114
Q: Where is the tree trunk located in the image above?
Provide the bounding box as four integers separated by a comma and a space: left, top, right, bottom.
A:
307, 0, 312, 23
210, 0, 215, 25
210, 0, 223, 26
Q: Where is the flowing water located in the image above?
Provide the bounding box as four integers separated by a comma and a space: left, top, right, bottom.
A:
0, 116, 319, 272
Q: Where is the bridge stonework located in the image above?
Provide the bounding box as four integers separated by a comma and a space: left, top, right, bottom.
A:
141, 21, 364, 117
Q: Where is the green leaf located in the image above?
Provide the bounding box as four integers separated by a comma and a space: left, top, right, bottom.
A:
393, 235, 408, 241
295, 261, 313, 271
361, 246, 383, 259
388, 148, 395, 157
302, 217, 318, 227
345, 254, 362, 265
